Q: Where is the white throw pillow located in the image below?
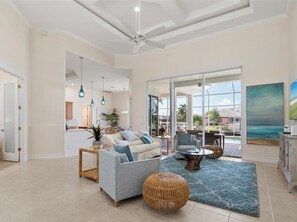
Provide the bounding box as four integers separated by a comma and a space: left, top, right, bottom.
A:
115, 140, 131, 146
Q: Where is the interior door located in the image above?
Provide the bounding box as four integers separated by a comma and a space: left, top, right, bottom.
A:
2, 80, 19, 161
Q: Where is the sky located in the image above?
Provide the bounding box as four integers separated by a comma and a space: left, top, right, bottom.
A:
159, 81, 241, 116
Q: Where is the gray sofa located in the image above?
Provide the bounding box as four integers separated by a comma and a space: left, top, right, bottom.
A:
99, 149, 160, 206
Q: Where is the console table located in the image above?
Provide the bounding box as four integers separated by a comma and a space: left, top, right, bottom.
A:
278, 134, 297, 192
79, 147, 99, 183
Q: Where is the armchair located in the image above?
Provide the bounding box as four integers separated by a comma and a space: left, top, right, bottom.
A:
175, 133, 201, 159
99, 149, 160, 207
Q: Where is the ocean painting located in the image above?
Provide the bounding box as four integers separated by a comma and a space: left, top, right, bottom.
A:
246, 83, 284, 146
289, 80, 297, 119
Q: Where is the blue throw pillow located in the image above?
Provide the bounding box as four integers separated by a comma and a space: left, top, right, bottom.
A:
110, 149, 129, 163
120, 131, 138, 141
140, 134, 153, 144
113, 144, 135, 162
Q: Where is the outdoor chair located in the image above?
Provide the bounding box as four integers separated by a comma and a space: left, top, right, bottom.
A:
175, 133, 202, 159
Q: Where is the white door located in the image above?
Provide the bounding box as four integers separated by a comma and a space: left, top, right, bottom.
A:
1, 80, 19, 161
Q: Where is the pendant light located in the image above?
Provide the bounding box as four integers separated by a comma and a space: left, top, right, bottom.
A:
90, 81, 94, 107
78, 57, 85, 98
101, 76, 105, 105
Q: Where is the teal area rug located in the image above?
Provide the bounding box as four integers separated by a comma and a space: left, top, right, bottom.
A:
160, 155, 260, 217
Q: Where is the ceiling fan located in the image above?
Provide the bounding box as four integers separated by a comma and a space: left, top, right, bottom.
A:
121, 0, 167, 53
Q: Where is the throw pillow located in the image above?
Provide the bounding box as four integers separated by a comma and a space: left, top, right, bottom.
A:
140, 134, 153, 144
115, 140, 130, 146
113, 144, 135, 162
120, 131, 138, 141
110, 149, 129, 163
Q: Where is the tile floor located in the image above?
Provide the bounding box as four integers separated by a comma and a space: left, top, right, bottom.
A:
0, 157, 297, 222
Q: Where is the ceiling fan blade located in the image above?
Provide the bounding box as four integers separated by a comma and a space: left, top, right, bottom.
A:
122, 21, 135, 35
145, 40, 165, 49
145, 26, 166, 39
132, 44, 141, 54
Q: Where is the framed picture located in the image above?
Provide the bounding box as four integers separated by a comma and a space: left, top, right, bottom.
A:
246, 83, 284, 146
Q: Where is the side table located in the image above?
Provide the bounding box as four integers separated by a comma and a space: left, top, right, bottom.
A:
156, 135, 172, 155
79, 147, 99, 183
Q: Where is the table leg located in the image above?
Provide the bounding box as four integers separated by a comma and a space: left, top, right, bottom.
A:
167, 138, 169, 155
184, 155, 203, 171
79, 150, 82, 177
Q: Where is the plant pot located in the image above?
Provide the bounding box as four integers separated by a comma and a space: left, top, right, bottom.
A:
93, 140, 103, 149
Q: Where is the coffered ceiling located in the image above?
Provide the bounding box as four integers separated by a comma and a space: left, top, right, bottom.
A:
11, 0, 289, 55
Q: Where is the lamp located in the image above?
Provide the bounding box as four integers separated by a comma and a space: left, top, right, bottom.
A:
78, 57, 85, 98
90, 81, 94, 107
101, 77, 105, 105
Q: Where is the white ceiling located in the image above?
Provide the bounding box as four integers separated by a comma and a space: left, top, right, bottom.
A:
65, 52, 130, 92
11, 0, 289, 55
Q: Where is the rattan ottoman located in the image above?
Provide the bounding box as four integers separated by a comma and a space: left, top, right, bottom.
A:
142, 172, 189, 213
203, 145, 224, 159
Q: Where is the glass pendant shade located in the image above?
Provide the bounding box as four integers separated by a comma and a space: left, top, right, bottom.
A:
101, 76, 105, 105
78, 85, 85, 98
101, 96, 105, 105
78, 56, 85, 98
90, 81, 94, 106
90, 98, 94, 107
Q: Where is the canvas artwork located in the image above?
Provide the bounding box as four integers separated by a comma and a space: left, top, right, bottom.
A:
246, 83, 284, 146
289, 80, 297, 120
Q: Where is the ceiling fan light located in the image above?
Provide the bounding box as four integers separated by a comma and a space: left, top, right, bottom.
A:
78, 85, 85, 98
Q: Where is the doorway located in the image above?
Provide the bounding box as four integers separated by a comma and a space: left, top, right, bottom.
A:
82, 105, 92, 127
147, 68, 242, 158
0, 70, 23, 163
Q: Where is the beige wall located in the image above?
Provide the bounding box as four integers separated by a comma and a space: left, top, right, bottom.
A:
289, 1, 297, 82
0, 1, 30, 79
111, 91, 130, 128
116, 17, 290, 163
29, 30, 114, 159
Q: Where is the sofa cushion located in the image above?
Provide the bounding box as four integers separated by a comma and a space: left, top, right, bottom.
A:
120, 131, 138, 141
113, 144, 135, 162
101, 135, 116, 147
177, 133, 193, 145
140, 134, 153, 144
112, 132, 124, 141
115, 140, 131, 146
110, 149, 129, 163
129, 142, 160, 153
129, 140, 143, 145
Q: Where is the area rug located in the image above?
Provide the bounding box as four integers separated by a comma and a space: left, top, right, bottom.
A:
160, 155, 260, 217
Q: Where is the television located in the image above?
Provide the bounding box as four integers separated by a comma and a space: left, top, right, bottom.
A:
290, 79, 297, 120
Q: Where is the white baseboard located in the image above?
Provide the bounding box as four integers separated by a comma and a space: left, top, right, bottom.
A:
28, 153, 65, 160
243, 155, 278, 164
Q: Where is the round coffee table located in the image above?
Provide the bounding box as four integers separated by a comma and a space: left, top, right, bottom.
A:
142, 172, 189, 213
179, 149, 214, 171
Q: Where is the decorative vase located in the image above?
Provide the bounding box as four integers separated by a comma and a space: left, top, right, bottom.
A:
93, 140, 102, 149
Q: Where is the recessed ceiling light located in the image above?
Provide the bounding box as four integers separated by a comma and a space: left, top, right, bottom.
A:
71, 83, 75, 86
134, 6, 140, 12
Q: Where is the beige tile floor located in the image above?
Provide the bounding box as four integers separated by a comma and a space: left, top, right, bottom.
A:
0, 157, 297, 222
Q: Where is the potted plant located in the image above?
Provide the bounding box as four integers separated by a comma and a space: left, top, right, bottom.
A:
101, 108, 119, 127
86, 124, 104, 149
